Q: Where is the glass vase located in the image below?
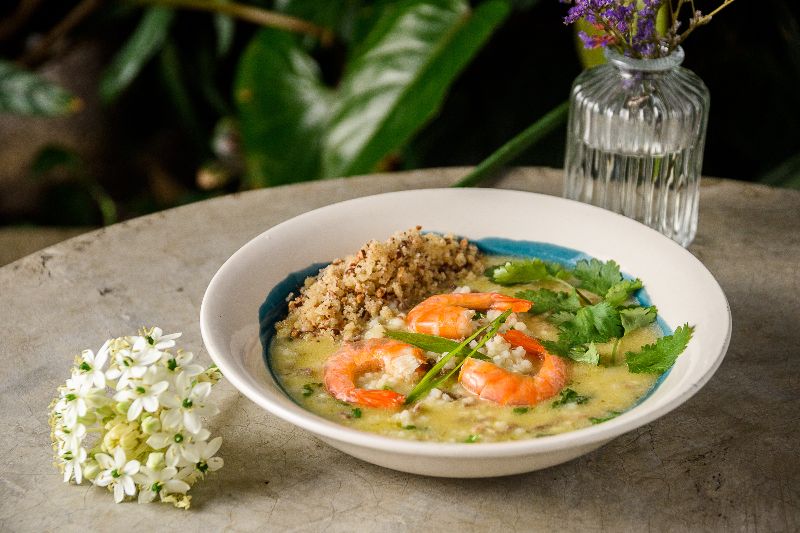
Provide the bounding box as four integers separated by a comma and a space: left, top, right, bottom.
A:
563, 47, 710, 247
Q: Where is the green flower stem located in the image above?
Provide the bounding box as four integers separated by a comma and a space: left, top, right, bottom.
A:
452, 101, 569, 188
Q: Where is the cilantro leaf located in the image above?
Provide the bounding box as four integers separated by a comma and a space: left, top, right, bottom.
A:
540, 339, 569, 357
590, 411, 621, 424
620, 306, 658, 335
485, 260, 549, 285
562, 302, 623, 344
605, 278, 643, 307
516, 288, 581, 315
543, 261, 571, 280
568, 343, 600, 365
541, 303, 621, 364
549, 311, 576, 325
625, 324, 694, 374
302, 383, 322, 397
573, 258, 623, 296
551, 388, 590, 407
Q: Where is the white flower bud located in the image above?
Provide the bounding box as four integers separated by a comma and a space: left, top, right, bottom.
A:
146, 452, 165, 470
83, 460, 100, 480
79, 412, 97, 424
142, 415, 161, 435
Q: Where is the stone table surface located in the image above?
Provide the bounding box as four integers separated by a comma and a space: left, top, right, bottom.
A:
1, 167, 798, 532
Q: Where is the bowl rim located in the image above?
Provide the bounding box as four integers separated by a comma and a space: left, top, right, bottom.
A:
200, 188, 731, 458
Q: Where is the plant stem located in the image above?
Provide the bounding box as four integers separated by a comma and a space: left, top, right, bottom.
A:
593, 13, 635, 57
611, 338, 621, 365
452, 101, 569, 188
576, 289, 593, 306
674, 0, 736, 46
18, 0, 103, 67
0, 0, 43, 41
133, 0, 333, 43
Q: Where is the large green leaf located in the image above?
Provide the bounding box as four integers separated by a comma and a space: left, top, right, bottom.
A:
235, 0, 509, 187
323, 0, 510, 177
100, 7, 175, 103
0, 60, 80, 116
235, 29, 332, 186
274, 0, 352, 31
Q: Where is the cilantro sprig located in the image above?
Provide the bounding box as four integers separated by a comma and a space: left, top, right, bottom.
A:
516, 287, 581, 315
572, 258, 622, 296
485, 257, 692, 374
620, 306, 657, 335
625, 324, 694, 374
541, 302, 622, 363
485, 259, 569, 286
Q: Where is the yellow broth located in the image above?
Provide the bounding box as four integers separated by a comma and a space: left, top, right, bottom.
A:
269, 271, 660, 443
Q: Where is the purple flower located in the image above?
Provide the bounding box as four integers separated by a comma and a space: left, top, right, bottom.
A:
578, 31, 616, 49
561, 0, 666, 58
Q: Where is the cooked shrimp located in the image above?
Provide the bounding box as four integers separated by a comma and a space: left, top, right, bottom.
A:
406, 292, 532, 339
323, 338, 426, 408
458, 330, 568, 406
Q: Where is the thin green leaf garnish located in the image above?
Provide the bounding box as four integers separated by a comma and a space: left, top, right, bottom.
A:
351, 408, 362, 419
426, 311, 511, 396
626, 324, 694, 374
465, 434, 480, 443
512, 407, 529, 414
551, 388, 590, 408
404, 310, 511, 405
386, 330, 490, 361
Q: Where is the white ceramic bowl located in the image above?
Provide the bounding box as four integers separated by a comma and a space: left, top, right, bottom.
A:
200, 188, 731, 477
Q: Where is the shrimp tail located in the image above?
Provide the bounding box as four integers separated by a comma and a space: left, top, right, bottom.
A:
491, 295, 533, 313
346, 389, 406, 408
501, 330, 546, 358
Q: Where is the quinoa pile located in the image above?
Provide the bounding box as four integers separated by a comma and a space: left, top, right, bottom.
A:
281, 227, 484, 340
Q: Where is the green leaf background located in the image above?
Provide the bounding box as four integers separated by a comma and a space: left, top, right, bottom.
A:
235, 0, 510, 187
100, 7, 175, 103
0, 60, 80, 116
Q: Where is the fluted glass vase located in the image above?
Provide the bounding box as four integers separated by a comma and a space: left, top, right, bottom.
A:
563, 47, 709, 247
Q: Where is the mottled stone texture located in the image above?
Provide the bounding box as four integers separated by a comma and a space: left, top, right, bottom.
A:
1, 168, 797, 532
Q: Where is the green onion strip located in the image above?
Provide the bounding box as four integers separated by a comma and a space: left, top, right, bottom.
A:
404, 310, 511, 405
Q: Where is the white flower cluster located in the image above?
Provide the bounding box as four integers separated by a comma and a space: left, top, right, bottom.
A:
49, 327, 224, 509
